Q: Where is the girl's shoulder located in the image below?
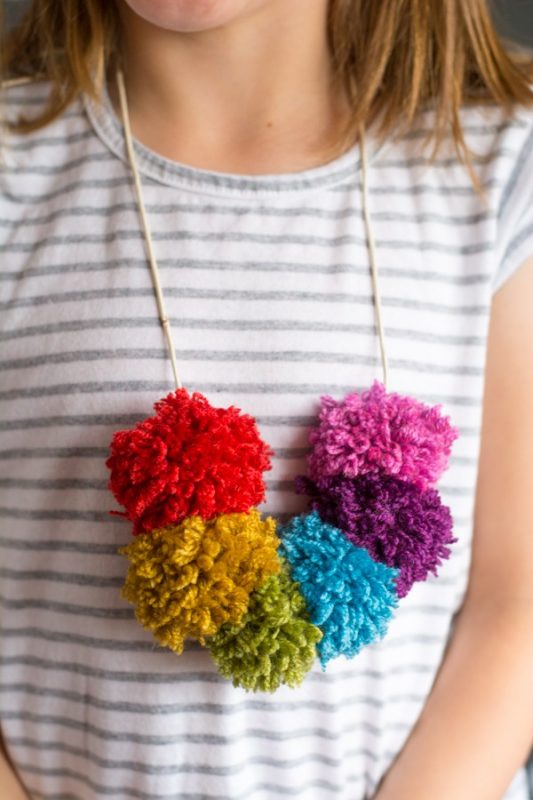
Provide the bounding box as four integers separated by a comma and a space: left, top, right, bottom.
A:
1, 76, 91, 168
0, 77, 106, 214
458, 97, 533, 293
393, 92, 533, 179
386, 95, 533, 294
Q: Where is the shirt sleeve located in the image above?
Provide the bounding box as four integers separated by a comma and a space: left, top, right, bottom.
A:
492, 113, 533, 294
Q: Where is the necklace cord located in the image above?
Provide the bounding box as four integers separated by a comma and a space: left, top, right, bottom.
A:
116, 69, 182, 390
359, 125, 389, 389
115, 68, 389, 392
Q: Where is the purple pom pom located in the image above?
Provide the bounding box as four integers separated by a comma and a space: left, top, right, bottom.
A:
296, 473, 456, 597
308, 381, 458, 490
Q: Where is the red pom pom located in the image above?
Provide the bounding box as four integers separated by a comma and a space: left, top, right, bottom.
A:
106, 389, 272, 534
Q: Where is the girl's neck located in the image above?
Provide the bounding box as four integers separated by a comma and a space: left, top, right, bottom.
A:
113, 0, 352, 174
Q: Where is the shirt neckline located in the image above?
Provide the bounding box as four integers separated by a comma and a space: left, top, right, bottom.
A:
83, 81, 389, 200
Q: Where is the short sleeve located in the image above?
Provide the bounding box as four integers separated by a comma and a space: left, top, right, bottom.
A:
492, 113, 533, 294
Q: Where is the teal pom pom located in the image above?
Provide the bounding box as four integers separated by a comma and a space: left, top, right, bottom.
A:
280, 512, 399, 667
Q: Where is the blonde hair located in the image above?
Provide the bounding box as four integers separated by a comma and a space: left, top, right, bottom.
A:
2, 0, 533, 193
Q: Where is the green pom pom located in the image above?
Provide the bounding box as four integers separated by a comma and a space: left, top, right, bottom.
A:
208, 565, 322, 692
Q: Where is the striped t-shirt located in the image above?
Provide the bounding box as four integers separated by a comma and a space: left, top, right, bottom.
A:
1, 78, 533, 800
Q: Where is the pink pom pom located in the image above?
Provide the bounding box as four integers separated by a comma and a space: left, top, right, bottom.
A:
308, 381, 458, 490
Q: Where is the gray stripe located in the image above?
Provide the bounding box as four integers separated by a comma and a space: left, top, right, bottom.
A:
0, 477, 107, 490
0, 444, 479, 462
392, 357, 483, 375
4, 151, 115, 175
1, 627, 156, 653
0, 254, 491, 287
450, 454, 478, 466
0, 621, 443, 653
21, 792, 80, 800
331, 176, 501, 196
0, 506, 113, 522
0, 592, 453, 622
0, 536, 118, 555
7, 728, 382, 761
0, 512, 466, 532
0, 316, 486, 346
0, 624, 451, 654
0, 462, 304, 482
378, 149, 515, 168
25, 787, 351, 800
402, 119, 529, 140
0, 446, 108, 459
0, 680, 426, 717
0, 653, 435, 688
0, 566, 122, 587
0, 347, 484, 377
0, 422, 316, 440
3, 709, 392, 754
273, 447, 309, 459
0, 203, 495, 235
8, 129, 95, 151
0, 346, 376, 370
454, 425, 480, 435
0, 593, 132, 619
0, 532, 469, 557
0, 226, 497, 256
0, 413, 479, 437
25, 785, 347, 800
368, 209, 491, 225
14, 761, 366, 799
498, 127, 533, 217
6, 738, 378, 776
0, 286, 488, 314
418, 392, 480, 407
2, 94, 49, 106
0, 476, 305, 492
268, 479, 305, 493
500, 218, 533, 265
438, 484, 473, 497
0, 413, 145, 431
0, 380, 483, 405
3, 177, 136, 204
2, 174, 503, 205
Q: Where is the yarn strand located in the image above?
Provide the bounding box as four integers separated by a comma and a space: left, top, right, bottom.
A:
116, 69, 182, 390
359, 126, 390, 390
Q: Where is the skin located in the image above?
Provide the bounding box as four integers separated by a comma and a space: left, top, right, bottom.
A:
2, 1, 533, 796
0, 731, 27, 800
112, 0, 352, 173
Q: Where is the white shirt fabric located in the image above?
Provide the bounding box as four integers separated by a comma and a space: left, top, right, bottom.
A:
1, 78, 532, 800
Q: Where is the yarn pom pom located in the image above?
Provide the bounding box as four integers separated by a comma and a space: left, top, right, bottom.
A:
107, 389, 272, 534
279, 512, 398, 667
120, 510, 280, 654
208, 565, 322, 692
296, 474, 455, 597
308, 381, 458, 490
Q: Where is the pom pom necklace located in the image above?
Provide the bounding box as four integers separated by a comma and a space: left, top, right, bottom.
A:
106, 69, 458, 692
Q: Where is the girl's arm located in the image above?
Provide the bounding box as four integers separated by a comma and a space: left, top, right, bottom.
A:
0, 732, 28, 799
373, 255, 533, 800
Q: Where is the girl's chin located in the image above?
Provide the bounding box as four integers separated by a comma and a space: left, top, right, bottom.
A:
119, 0, 269, 33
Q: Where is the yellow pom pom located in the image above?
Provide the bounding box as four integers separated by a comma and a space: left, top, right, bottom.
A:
120, 511, 280, 654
